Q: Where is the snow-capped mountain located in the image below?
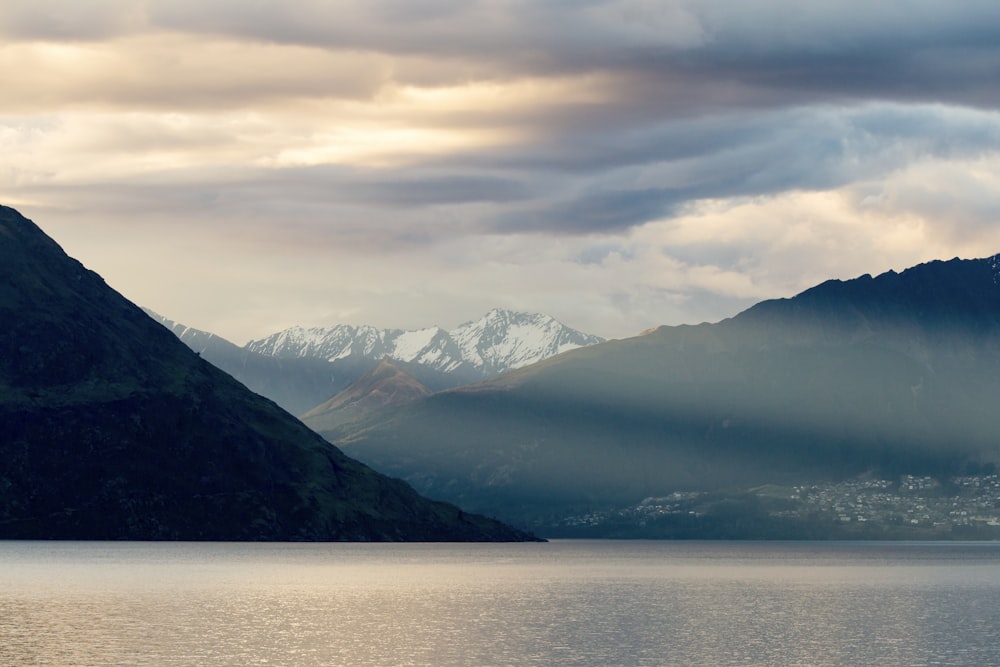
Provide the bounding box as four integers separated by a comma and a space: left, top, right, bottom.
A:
147, 307, 606, 416
450, 309, 605, 375
248, 324, 405, 364
246, 308, 606, 377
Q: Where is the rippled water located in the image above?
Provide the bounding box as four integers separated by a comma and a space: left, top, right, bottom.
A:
2, 540, 1000, 666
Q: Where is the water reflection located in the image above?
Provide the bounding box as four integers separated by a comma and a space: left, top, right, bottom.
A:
1, 541, 999, 666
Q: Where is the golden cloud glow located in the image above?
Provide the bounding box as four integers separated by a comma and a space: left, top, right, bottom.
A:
387, 74, 612, 113
0, 34, 391, 112
268, 126, 510, 168
0, 30, 615, 174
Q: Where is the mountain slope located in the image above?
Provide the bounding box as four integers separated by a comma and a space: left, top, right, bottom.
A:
0, 205, 536, 541
145, 311, 348, 416
326, 256, 1000, 528
302, 358, 432, 432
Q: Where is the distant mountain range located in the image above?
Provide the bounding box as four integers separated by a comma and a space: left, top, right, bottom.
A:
246, 308, 605, 379
151, 308, 604, 416
320, 255, 1000, 537
0, 205, 536, 541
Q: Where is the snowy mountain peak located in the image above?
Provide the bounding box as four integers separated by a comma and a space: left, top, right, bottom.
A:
248, 323, 404, 361
246, 309, 605, 379
452, 309, 604, 375
990, 254, 1000, 286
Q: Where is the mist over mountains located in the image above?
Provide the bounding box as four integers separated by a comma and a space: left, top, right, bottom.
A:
152, 308, 604, 416
321, 255, 1000, 535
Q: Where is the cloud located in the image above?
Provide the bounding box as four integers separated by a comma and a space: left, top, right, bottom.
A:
0, 36, 394, 113
138, 0, 1000, 111
147, 0, 707, 63
8, 101, 1000, 251
849, 155, 1000, 243
0, 0, 146, 41
5, 1, 1000, 108
479, 104, 1000, 234
3, 1, 1000, 342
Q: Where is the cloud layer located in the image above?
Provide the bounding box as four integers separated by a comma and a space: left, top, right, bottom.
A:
3, 1, 1000, 341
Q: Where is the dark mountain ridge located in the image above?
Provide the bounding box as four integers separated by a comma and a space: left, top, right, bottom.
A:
0, 205, 536, 541
328, 255, 1000, 530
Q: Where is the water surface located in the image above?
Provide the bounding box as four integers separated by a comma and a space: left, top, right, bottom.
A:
2, 540, 999, 666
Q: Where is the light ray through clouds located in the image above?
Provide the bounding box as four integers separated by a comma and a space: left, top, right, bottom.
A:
2, 0, 1000, 342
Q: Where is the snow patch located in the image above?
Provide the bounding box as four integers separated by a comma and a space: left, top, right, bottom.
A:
392, 327, 444, 361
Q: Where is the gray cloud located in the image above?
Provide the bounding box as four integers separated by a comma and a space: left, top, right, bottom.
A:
13, 103, 1000, 243
0, 0, 145, 40
318, 170, 532, 208
6, 1, 1000, 113
146, 0, 704, 63
5, 1, 1000, 340
479, 104, 1000, 234
136, 1, 1000, 109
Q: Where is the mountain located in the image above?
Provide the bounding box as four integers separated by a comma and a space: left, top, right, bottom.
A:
153, 309, 604, 417
246, 308, 606, 381
302, 359, 432, 432
0, 205, 537, 541
145, 311, 347, 416
325, 256, 1000, 535
449, 308, 608, 376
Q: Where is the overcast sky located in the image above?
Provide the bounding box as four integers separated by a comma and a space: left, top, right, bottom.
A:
4, 0, 1000, 342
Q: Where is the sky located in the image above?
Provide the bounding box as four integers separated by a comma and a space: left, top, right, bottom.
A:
3, 1, 1000, 343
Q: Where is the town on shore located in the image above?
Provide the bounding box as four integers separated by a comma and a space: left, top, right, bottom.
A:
545, 473, 1000, 539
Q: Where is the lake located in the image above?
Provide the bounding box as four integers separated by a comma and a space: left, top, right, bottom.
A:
2, 540, 999, 666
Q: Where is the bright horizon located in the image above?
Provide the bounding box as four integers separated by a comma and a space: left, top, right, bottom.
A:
4, 1, 1000, 344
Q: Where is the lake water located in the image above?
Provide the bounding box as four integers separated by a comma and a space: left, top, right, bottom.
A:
2, 540, 1000, 666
